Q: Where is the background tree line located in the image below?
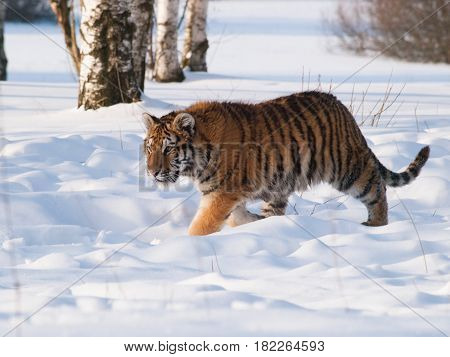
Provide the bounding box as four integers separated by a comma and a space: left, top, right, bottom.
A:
0, 0, 209, 109
0, 0, 448, 108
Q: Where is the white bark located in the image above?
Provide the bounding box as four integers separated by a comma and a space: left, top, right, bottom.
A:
0, 1, 7, 80
154, 0, 185, 82
129, 0, 153, 90
182, 0, 208, 71
78, 0, 140, 109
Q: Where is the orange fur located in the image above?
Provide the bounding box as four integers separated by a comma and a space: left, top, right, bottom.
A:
144, 92, 430, 235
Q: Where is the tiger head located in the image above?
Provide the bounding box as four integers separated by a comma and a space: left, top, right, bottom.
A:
143, 112, 196, 184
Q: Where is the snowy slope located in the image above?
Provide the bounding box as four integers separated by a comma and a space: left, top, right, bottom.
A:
0, 1, 449, 336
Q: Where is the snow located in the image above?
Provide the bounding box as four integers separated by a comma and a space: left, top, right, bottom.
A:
0, 0, 449, 336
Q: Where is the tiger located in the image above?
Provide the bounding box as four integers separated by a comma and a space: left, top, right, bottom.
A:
143, 91, 430, 236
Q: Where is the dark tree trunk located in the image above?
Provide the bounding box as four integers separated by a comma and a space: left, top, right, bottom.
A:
50, 0, 81, 75
146, 2, 156, 79
0, 1, 7, 81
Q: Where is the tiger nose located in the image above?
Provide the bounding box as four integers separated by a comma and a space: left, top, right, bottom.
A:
150, 169, 160, 177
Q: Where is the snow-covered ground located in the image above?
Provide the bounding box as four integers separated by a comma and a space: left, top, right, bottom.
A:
0, 1, 449, 336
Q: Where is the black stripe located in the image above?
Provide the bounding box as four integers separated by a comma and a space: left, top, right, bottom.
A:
286, 96, 306, 140
199, 170, 216, 184
267, 104, 286, 144
260, 109, 275, 145
342, 117, 354, 183
263, 151, 270, 185
225, 103, 246, 142
285, 99, 306, 180
340, 159, 363, 191
355, 171, 377, 199
378, 162, 388, 179
366, 198, 379, 207
390, 173, 400, 187
276, 145, 285, 185
261, 110, 278, 185
256, 143, 262, 181
409, 166, 418, 177
201, 168, 234, 195
325, 103, 337, 182
290, 134, 301, 176
242, 105, 257, 143
334, 106, 344, 181
281, 102, 301, 177
312, 97, 328, 178
199, 148, 221, 183
268, 201, 287, 209
288, 96, 316, 182
235, 104, 253, 142
205, 143, 213, 163
297, 101, 318, 183
190, 143, 196, 162
241, 149, 249, 186
400, 171, 410, 183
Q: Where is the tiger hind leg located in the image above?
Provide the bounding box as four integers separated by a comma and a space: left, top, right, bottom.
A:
347, 173, 388, 226
226, 202, 263, 227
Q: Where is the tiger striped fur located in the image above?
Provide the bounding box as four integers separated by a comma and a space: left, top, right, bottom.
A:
143, 91, 430, 236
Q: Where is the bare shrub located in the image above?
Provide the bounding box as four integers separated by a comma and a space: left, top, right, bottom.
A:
329, 0, 450, 64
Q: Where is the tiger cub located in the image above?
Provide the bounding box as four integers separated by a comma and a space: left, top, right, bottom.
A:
143, 91, 429, 236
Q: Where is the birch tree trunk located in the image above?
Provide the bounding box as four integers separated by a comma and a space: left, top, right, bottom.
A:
129, 0, 153, 90
50, 0, 81, 75
181, 0, 208, 71
146, 6, 156, 78
154, 0, 185, 82
0, 1, 7, 81
78, 0, 140, 110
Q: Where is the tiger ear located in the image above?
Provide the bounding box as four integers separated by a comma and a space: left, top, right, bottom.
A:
143, 113, 158, 130
172, 113, 195, 137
